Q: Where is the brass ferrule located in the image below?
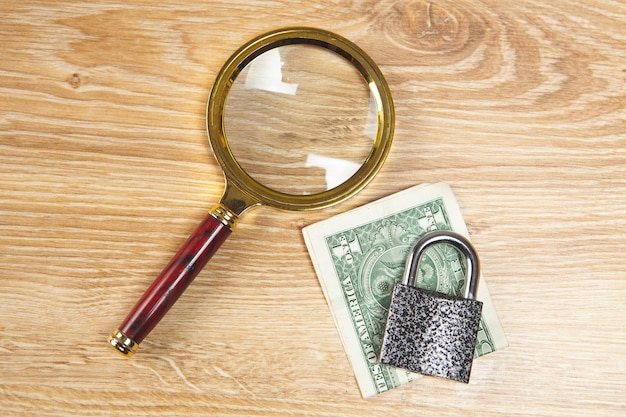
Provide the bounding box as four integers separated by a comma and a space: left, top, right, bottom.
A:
108, 329, 138, 357
210, 204, 239, 230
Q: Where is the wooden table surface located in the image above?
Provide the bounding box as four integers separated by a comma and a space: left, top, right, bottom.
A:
1, 1, 625, 415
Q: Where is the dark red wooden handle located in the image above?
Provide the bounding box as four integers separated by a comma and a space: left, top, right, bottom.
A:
118, 213, 232, 344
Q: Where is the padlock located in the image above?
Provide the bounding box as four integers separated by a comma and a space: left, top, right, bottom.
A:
379, 230, 483, 383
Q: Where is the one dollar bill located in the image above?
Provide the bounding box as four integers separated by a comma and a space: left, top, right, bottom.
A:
303, 183, 507, 397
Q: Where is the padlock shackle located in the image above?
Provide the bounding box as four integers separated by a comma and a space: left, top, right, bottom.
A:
403, 231, 480, 300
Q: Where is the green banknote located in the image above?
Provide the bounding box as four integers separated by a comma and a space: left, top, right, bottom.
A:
303, 183, 507, 397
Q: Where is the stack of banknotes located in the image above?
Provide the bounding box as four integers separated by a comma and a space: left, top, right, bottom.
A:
303, 183, 507, 397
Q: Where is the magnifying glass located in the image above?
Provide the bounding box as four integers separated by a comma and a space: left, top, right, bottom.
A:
108, 27, 394, 357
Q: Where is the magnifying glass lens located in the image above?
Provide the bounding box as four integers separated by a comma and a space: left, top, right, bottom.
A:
224, 44, 377, 195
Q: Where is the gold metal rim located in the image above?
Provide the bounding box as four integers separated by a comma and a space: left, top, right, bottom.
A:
207, 27, 394, 211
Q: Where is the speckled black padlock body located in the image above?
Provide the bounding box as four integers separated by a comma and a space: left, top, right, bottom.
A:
379, 283, 483, 383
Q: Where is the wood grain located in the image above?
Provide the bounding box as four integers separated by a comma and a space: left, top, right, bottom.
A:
1, 0, 625, 415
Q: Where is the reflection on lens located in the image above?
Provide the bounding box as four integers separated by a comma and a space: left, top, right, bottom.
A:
224, 44, 378, 196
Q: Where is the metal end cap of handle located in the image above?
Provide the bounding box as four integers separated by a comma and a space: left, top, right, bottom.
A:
108, 329, 138, 357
